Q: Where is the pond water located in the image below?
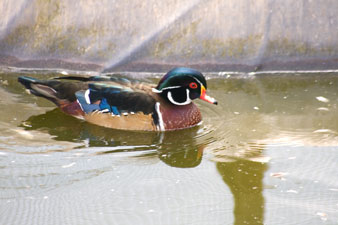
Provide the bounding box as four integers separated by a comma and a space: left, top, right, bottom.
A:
0, 69, 338, 225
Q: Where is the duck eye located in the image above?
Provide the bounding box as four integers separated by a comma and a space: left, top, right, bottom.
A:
189, 82, 198, 89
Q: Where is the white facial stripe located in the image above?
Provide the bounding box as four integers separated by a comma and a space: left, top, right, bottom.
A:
192, 76, 204, 87
152, 88, 161, 93
167, 89, 192, 105
152, 86, 181, 93
162, 86, 181, 90
155, 102, 165, 131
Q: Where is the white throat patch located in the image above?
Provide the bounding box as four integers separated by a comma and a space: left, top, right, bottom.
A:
167, 89, 191, 105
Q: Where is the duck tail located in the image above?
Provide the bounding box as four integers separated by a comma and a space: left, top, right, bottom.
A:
18, 76, 59, 103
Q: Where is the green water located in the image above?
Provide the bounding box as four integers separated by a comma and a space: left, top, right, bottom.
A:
0, 70, 338, 225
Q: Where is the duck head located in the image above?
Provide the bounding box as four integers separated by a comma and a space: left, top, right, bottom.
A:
152, 67, 217, 106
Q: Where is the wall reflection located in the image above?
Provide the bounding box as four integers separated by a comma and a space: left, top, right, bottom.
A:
217, 158, 267, 225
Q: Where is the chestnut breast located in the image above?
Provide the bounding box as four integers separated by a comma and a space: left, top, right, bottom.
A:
159, 102, 202, 130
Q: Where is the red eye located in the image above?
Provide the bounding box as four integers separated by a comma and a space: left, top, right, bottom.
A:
189, 82, 198, 89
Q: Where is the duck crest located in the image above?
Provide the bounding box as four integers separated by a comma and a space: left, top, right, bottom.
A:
18, 67, 216, 131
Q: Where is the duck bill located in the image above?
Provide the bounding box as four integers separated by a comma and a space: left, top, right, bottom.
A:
200, 86, 217, 105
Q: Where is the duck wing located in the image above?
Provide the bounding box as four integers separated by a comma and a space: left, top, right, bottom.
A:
75, 82, 159, 131
76, 82, 157, 116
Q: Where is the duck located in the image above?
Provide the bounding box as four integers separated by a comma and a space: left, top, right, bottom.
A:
18, 67, 217, 131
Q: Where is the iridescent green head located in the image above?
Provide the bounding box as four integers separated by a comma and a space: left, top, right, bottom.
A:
156, 67, 207, 91
153, 67, 217, 105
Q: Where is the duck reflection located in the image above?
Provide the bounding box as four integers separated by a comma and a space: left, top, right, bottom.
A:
21, 108, 204, 168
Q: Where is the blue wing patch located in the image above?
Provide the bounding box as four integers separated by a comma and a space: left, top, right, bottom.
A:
98, 98, 120, 115
75, 90, 100, 113
111, 106, 120, 115
75, 83, 133, 115
76, 90, 121, 115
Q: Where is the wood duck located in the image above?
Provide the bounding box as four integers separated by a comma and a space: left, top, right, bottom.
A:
18, 67, 217, 131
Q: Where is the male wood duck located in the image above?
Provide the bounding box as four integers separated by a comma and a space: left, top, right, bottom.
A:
18, 67, 217, 131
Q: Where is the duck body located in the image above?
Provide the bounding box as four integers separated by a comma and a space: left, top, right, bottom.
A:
18, 67, 216, 131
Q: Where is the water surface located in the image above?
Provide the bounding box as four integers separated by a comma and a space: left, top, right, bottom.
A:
0, 69, 338, 225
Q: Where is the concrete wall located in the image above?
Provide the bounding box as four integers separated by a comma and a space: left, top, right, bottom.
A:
0, 0, 337, 72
